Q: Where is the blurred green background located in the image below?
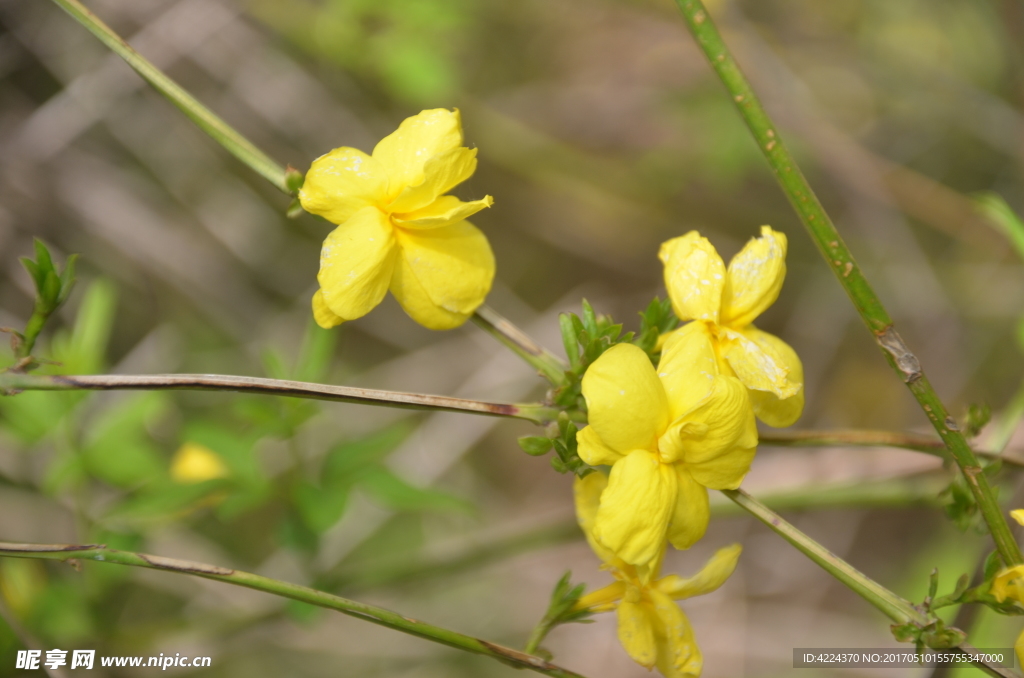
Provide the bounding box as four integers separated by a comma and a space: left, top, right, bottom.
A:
1, 0, 1024, 675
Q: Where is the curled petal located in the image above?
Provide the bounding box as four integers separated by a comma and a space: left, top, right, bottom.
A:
393, 194, 494, 230
687, 443, 756, 490
659, 232, 726, 324
720, 226, 788, 328
741, 327, 804, 427
311, 290, 344, 329
649, 589, 702, 678
657, 322, 718, 421
595, 450, 677, 567
617, 598, 658, 668
390, 220, 495, 329
387, 147, 481, 213
1010, 509, 1024, 527
317, 207, 397, 323
582, 344, 671, 456
577, 425, 626, 467
658, 543, 742, 600
1016, 629, 1024, 676
670, 375, 758, 472
719, 327, 801, 400
299, 148, 388, 225
666, 467, 709, 550
372, 109, 465, 202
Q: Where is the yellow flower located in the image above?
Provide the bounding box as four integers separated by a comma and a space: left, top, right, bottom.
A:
299, 109, 495, 330
659, 227, 803, 428
574, 473, 741, 678
988, 510, 1024, 668
576, 341, 757, 566
170, 442, 229, 483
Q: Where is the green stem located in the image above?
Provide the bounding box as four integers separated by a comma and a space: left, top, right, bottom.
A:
472, 305, 568, 386
723, 488, 923, 624
16, 310, 49, 359
0, 542, 586, 678
674, 0, 1022, 567
48, 0, 290, 194
0, 372, 559, 424
723, 489, 1016, 678
759, 429, 1024, 467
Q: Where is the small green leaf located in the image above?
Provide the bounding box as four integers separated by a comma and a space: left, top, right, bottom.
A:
518, 436, 553, 456
294, 481, 349, 533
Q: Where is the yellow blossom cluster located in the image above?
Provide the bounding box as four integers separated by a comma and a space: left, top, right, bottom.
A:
301, 111, 804, 678
572, 227, 803, 676
989, 510, 1024, 668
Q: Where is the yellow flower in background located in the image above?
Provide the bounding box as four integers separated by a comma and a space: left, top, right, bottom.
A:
300, 109, 495, 330
576, 342, 757, 566
659, 227, 803, 428
574, 473, 741, 678
170, 442, 229, 483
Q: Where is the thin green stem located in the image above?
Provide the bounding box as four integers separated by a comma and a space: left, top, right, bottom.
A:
723, 488, 923, 624
723, 489, 1016, 678
472, 305, 568, 386
0, 372, 559, 424
48, 0, 290, 194
0, 542, 586, 678
16, 310, 48, 359
759, 429, 1024, 467
674, 0, 1022, 566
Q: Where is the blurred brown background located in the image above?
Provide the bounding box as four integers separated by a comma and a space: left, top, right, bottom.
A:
1, 0, 1024, 676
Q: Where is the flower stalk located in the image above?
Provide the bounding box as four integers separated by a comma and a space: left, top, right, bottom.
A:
673, 0, 1023, 567
472, 305, 568, 386
0, 372, 559, 423
48, 0, 290, 194
0, 542, 586, 678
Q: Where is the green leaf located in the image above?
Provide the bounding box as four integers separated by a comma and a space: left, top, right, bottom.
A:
322, 423, 414, 488
975, 192, 1024, 261
82, 393, 169, 487
359, 466, 472, 514
293, 481, 349, 533
49, 279, 117, 374
518, 436, 553, 456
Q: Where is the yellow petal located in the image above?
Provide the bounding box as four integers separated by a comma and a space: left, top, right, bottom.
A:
577, 425, 625, 467
170, 442, 229, 483
389, 220, 494, 330
657, 322, 718, 421
659, 232, 726, 324
1016, 629, 1024, 676
659, 373, 757, 467
719, 326, 801, 400
991, 565, 1024, 604
372, 109, 465, 203
387, 146, 481, 213
392, 194, 494, 230
317, 206, 397, 322
648, 589, 702, 678
658, 543, 742, 600
687, 443, 757, 490
299, 147, 389, 225
581, 343, 671, 456
666, 467, 709, 550
617, 598, 658, 668
574, 471, 617, 563
594, 450, 677, 567
720, 226, 787, 328
740, 326, 804, 427
1011, 509, 1024, 526
311, 290, 344, 329
575, 581, 626, 613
